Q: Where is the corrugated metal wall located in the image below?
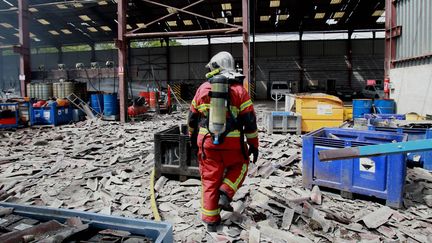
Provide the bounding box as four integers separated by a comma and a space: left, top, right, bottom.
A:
1, 39, 384, 99
395, 0, 432, 67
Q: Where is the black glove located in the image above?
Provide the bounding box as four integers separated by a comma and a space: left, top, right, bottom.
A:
248, 145, 259, 163
190, 133, 198, 150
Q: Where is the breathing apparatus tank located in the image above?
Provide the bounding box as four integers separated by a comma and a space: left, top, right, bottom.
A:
205, 51, 235, 145
208, 74, 229, 144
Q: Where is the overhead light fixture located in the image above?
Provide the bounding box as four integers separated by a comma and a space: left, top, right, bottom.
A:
260, 15, 270, 21
79, 15, 92, 21
87, 27, 98, 32
221, 3, 232, 10
29, 7, 38, 12
167, 21, 177, 26
167, 7, 177, 14
330, 0, 342, 4
372, 10, 385, 17
183, 20, 193, 26
376, 16, 385, 23
279, 14, 289, 21
73, 3, 83, 8
61, 29, 72, 34
333, 12, 345, 18
49, 30, 60, 35
315, 12, 325, 19
270, 0, 280, 8
136, 23, 145, 28
14, 33, 19, 37
56, 4, 68, 9
0, 23, 13, 28
233, 17, 242, 23
127, 24, 132, 29
37, 19, 50, 25
101, 26, 111, 31
98, 1, 108, 5
33, 37, 41, 42
326, 19, 338, 25
29, 32, 36, 38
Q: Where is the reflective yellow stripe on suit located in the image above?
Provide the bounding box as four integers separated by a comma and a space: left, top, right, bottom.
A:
240, 99, 253, 112
222, 163, 247, 193
245, 131, 258, 139
201, 207, 220, 216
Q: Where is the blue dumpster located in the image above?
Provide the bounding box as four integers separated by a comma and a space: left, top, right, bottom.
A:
302, 128, 408, 208
31, 103, 73, 126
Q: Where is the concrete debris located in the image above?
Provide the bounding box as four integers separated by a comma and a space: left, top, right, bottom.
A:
310, 185, 322, 205
361, 206, 394, 229
248, 226, 260, 243
0, 104, 432, 242
281, 208, 295, 230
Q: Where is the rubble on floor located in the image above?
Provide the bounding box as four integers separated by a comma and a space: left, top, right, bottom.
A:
1, 103, 432, 242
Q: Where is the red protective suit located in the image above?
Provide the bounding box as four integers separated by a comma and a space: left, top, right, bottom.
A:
188, 81, 258, 223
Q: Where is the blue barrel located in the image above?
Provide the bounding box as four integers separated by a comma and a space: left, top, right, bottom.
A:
374, 99, 395, 114
353, 99, 373, 118
90, 94, 104, 114
103, 93, 119, 116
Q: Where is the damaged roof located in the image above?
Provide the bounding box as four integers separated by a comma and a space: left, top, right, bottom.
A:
0, 0, 385, 47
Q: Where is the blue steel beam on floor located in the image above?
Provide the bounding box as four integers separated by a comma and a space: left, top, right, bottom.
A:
318, 139, 432, 161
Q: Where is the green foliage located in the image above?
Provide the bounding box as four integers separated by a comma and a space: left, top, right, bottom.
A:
95, 42, 116, 50
37, 47, 58, 54
62, 44, 92, 52
130, 39, 181, 48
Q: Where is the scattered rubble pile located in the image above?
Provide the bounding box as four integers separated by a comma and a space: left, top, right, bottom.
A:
158, 131, 432, 242
0, 103, 431, 242
0, 113, 184, 219
0, 207, 151, 242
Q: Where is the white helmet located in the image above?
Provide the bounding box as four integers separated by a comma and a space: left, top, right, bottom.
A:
206, 51, 235, 72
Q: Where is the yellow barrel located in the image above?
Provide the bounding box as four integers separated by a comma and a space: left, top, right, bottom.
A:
296, 94, 344, 132
344, 105, 353, 121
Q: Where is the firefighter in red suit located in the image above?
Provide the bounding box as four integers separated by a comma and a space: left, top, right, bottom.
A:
188, 51, 259, 232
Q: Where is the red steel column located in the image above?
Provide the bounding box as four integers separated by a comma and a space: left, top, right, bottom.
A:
117, 0, 127, 122
384, 0, 397, 78
242, 0, 250, 93
18, 0, 31, 97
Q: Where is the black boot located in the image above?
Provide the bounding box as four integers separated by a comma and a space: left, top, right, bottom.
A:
218, 192, 233, 212
207, 221, 220, 232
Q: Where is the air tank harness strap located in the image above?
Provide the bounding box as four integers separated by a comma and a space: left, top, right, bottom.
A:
208, 91, 229, 99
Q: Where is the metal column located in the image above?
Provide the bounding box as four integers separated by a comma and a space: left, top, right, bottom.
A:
117, 0, 128, 123
242, 0, 250, 93
90, 44, 96, 62
18, 0, 31, 97
0, 50, 3, 89
298, 30, 304, 92
165, 38, 171, 82
207, 35, 211, 61
57, 46, 63, 64
347, 30, 353, 88
384, 0, 397, 78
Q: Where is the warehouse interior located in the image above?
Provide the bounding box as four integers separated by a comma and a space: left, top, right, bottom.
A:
0, 0, 431, 242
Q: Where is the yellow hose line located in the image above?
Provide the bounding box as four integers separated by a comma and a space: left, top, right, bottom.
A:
150, 167, 161, 221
